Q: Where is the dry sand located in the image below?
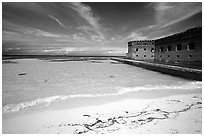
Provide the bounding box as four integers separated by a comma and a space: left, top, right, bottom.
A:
2, 93, 202, 134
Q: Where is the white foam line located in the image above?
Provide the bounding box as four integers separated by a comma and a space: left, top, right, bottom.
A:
2, 81, 202, 113
117, 81, 202, 95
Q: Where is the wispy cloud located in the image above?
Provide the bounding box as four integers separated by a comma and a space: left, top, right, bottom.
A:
48, 15, 66, 28
3, 2, 202, 55
70, 2, 105, 41
91, 34, 103, 42
33, 29, 61, 38
72, 33, 87, 41
2, 21, 72, 44
70, 3, 101, 31
3, 2, 44, 13
76, 25, 94, 35
151, 2, 202, 28
122, 2, 202, 41
122, 32, 148, 42
43, 47, 81, 53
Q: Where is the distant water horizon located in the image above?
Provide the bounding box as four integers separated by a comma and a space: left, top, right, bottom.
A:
2, 54, 125, 60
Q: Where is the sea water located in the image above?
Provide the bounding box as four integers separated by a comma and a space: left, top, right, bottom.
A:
2, 58, 202, 113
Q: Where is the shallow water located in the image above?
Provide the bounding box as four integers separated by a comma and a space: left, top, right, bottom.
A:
2, 59, 201, 113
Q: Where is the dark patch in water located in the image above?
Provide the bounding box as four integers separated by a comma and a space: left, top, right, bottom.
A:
110, 75, 114, 78
43, 80, 48, 83
18, 72, 26, 76
83, 115, 91, 117
2, 61, 18, 64
110, 62, 122, 64
89, 61, 103, 63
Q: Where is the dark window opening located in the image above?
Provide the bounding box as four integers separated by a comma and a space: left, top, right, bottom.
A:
151, 48, 154, 52
188, 55, 192, 58
136, 48, 138, 52
160, 55, 162, 58
177, 44, 182, 51
177, 55, 179, 57
144, 55, 146, 57
160, 47, 164, 52
167, 46, 171, 51
136, 55, 138, 57
188, 42, 195, 50
144, 48, 146, 51
151, 55, 153, 57
168, 55, 170, 57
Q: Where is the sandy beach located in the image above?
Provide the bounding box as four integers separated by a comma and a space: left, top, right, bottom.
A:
3, 92, 202, 134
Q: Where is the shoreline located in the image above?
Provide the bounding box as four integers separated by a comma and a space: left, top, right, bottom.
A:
112, 57, 202, 81
2, 84, 201, 115
2, 93, 202, 134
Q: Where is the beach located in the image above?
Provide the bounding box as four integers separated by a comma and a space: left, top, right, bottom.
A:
2, 58, 202, 134
3, 93, 202, 134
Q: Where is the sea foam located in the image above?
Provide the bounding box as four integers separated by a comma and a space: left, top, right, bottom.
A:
2, 81, 202, 113
117, 81, 202, 95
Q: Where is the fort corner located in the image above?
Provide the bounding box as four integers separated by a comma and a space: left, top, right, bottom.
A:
127, 40, 155, 61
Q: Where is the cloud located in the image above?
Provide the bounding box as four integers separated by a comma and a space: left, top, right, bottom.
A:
91, 34, 105, 42
152, 2, 202, 28
70, 2, 105, 40
46, 46, 127, 55
70, 3, 100, 30
122, 32, 148, 42
153, 3, 174, 11
33, 29, 61, 38
76, 25, 94, 34
48, 15, 66, 28
72, 33, 86, 41
76, 25, 105, 43
3, 2, 201, 56
53, 47, 81, 53
122, 2, 202, 41
3, 2, 44, 13
2, 21, 72, 45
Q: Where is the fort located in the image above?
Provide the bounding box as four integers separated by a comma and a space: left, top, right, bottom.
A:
126, 26, 202, 64
113, 26, 202, 81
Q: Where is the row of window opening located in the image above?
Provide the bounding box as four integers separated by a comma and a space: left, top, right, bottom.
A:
159, 55, 193, 58
135, 55, 154, 58
134, 42, 195, 52
135, 54, 193, 58
159, 42, 195, 52
135, 48, 154, 52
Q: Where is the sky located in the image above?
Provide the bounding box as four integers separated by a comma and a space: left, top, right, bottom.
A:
2, 2, 202, 56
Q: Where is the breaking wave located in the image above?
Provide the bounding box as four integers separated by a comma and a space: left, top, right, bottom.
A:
3, 81, 202, 113
117, 81, 202, 95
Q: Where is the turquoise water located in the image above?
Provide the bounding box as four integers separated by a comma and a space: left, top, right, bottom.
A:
2, 59, 202, 113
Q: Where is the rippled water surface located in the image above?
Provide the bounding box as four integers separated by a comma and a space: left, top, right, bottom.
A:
2, 59, 201, 113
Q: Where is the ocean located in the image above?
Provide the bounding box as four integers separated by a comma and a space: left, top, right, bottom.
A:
2, 58, 202, 113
